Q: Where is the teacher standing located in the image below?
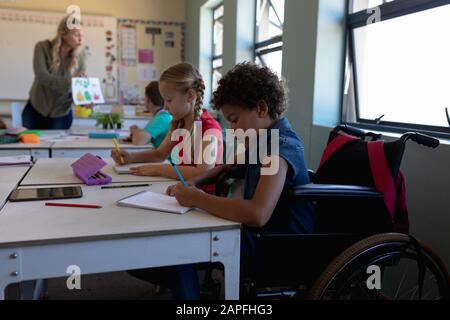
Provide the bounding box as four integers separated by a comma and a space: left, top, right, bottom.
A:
22, 15, 87, 130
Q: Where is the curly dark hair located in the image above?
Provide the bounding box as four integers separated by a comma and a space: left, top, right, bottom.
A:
212, 62, 288, 119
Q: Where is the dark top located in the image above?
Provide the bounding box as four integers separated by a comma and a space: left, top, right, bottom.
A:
241, 117, 315, 257
29, 40, 86, 118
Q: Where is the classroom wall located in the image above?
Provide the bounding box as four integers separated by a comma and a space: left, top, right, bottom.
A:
0, 0, 186, 123
0, 0, 185, 21
184, 0, 450, 270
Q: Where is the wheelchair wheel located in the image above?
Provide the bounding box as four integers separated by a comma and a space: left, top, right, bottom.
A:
309, 233, 450, 300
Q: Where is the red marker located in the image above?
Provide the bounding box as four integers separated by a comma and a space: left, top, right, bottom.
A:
45, 203, 102, 209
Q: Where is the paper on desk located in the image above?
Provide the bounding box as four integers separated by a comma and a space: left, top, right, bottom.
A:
117, 190, 192, 214
72, 77, 105, 105
113, 161, 169, 174
0, 155, 32, 166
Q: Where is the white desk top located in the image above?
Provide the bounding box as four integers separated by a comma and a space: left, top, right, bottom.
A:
20, 158, 174, 186
0, 182, 240, 247
52, 138, 153, 150
0, 141, 53, 150
0, 166, 30, 208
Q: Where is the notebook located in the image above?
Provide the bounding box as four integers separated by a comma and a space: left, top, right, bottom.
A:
0, 155, 33, 167
117, 191, 192, 214
113, 161, 170, 174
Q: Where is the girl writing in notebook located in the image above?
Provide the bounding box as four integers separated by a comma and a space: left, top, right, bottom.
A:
111, 63, 223, 187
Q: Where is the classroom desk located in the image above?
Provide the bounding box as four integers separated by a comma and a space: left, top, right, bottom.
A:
73, 116, 151, 130
0, 182, 241, 300
20, 158, 174, 186
0, 166, 30, 210
51, 138, 153, 158
0, 142, 52, 158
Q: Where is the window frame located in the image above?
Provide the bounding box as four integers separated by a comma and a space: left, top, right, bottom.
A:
345, 0, 450, 138
254, 0, 284, 71
211, 3, 224, 96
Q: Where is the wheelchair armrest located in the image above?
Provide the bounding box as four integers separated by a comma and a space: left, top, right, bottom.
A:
291, 184, 383, 201
308, 169, 316, 183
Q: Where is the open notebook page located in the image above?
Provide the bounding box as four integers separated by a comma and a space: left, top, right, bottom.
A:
113, 161, 170, 174
117, 191, 192, 214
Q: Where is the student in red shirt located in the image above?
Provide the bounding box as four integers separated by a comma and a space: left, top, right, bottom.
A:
112, 63, 223, 184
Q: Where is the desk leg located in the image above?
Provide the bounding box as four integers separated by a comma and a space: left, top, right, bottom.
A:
211, 230, 241, 300
0, 248, 22, 300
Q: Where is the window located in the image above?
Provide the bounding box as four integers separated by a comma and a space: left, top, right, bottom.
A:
345, 0, 450, 137
350, 0, 395, 14
212, 4, 224, 93
254, 0, 285, 76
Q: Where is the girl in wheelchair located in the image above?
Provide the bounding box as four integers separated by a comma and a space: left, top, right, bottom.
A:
160, 62, 315, 299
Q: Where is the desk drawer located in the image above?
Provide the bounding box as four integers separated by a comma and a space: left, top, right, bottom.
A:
31, 150, 50, 159
0, 149, 31, 157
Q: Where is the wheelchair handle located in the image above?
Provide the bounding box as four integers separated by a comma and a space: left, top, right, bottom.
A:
401, 132, 440, 149
335, 125, 366, 139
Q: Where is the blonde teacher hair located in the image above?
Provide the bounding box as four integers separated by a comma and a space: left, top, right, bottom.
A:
50, 15, 82, 75
160, 63, 205, 129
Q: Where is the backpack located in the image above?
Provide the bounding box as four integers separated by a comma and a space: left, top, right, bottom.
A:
313, 129, 409, 235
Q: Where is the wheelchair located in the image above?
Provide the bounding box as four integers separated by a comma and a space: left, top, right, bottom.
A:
204, 125, 450, 300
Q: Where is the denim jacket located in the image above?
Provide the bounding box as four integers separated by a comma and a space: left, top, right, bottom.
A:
241, 117, 315, 257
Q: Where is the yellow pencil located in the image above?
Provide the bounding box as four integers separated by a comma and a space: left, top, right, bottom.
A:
113, 139, 125, 164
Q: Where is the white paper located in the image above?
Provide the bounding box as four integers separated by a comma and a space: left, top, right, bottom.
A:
121, 26, 137, 65
121, 83, 141, 103
117, 190, 191, 214
72, 78, 105, 105
93, 105, 113, 114
0, 155, 32, 166
123, 105, 136, 117
113, 161, 169, 174
138, 65, 159, 82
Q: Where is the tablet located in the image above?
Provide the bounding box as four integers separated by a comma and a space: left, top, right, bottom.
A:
9, 187, 83, 202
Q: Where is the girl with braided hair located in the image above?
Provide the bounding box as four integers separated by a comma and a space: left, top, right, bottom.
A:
111, 63, 223, 190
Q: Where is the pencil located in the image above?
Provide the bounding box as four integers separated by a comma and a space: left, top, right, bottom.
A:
169, 160, 188, 186
113, 139, 125, 164
45, 203, 102, 209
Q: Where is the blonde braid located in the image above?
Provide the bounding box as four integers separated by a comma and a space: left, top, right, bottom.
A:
194, 77, 205, 120
161, 63, 205, 129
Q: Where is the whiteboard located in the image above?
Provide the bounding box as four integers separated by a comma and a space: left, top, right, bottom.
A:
0, 8, 118, 102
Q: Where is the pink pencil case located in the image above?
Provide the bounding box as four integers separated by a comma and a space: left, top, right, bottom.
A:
71, 153, 112, 186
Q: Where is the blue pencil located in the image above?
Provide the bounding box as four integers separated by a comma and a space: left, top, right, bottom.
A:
169, 160, 188, 186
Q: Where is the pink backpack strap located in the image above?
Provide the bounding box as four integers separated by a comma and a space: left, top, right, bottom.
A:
367, 141, 396, 220
318, 134, 359, 170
